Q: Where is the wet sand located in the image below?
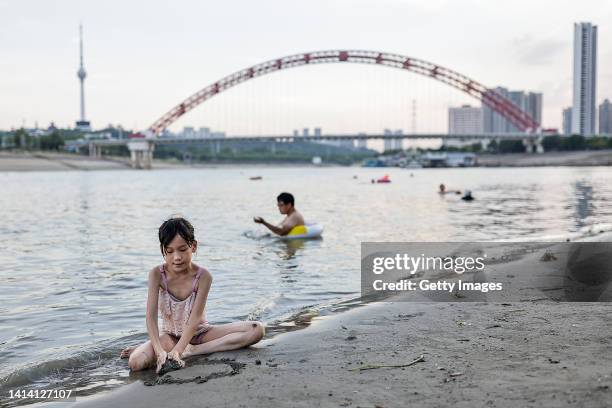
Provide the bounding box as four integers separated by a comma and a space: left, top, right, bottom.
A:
74, 236, 612, 408
0, 152, 186, 171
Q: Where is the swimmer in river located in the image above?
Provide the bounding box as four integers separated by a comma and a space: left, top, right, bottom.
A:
439, 183, 462, 195
254, 192, 305, 236
461, 190, 474, 201
120, 217, 265, 374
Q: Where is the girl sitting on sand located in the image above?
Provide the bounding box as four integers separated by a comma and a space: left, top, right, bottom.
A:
120, 216, 265, 373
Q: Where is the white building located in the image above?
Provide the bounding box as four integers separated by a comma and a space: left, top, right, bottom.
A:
355, 132, 368, 149
181, 126, 195, 138
448, 105, 483, 134
572, 22, 598, 136
446, 105, 487, 149
197, 127, 210, 138
383, 129, 402, 152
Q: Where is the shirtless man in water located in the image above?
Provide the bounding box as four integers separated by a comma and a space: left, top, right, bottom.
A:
254, 192, 305, 236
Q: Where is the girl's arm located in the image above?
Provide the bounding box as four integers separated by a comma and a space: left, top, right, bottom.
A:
169, 269, 213, 359
145, 267, 167, 367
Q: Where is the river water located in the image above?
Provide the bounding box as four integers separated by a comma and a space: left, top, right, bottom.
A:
1, 165, 612, 404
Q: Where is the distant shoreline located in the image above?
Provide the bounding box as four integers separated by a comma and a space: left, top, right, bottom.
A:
2, 149, 612, 171
477, 149, 612, 167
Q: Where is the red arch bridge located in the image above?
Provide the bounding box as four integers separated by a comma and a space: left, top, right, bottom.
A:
87, 50, 546, 168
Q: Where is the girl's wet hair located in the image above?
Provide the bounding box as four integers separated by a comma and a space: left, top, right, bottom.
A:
158, 217, 196, 256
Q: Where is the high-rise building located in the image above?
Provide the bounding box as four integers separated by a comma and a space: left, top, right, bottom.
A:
75, 24, 91, 131
526, 92, 543, 128
181, 126, 195, 138
383, 129, 402, 151
197, 127, 210, 138
355, 133, 367, 149
599, 99, 612, 135
482, 88, 542, 133
572, 22, 598, 136
449, 105, 483, 134
562, 107, 573, 135
483, 87, 509, 133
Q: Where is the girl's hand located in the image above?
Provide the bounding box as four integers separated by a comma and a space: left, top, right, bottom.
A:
253, 216, 264, 224
155, 350, 168, 374
167, 350, 186, 368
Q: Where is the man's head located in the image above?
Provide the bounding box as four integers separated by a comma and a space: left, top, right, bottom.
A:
276, 192, 295, 215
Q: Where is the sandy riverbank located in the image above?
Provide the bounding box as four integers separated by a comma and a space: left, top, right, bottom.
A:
0, 152, 190, 171
71, 235, 612, 408
478, 149, 612, 167
3, 150, 612, 172
0, 152, 336, 171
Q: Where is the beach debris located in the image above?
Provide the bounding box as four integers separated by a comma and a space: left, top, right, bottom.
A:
485, 324, 501, 329
341, 325, 348, 330
157, 357, 184, 376
349, 354, 425, 371
255, 359, 261, 365
452, 291, 466, 299
540, 251, 557, 262
449, 372, 464, 377
455, 320, 466, 326
249, 176, 263, 180
397, 312, 424, 319
520, 297, 550, 302
346, 335, 357, 341
548, 358, 560, 364
456, 339, 470, 342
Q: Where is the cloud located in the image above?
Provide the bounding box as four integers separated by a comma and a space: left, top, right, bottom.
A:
512, 36, 568, 66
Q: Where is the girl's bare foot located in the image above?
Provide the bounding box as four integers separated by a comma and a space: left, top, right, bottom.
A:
181, 344, 195, 358
120, 346, 137, 359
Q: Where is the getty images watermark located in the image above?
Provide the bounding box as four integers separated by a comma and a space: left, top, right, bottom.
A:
361, 242, 612, 302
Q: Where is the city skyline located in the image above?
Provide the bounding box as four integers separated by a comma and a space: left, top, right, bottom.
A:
1, 0, 611, 134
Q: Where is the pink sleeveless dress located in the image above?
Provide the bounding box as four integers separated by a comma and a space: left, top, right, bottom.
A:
159, 264, 212, 345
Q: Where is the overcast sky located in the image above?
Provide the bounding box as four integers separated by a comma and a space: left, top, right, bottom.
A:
1, 0, 610, 134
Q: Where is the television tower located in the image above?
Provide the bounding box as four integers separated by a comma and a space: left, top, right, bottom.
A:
75, 23, 91, 131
